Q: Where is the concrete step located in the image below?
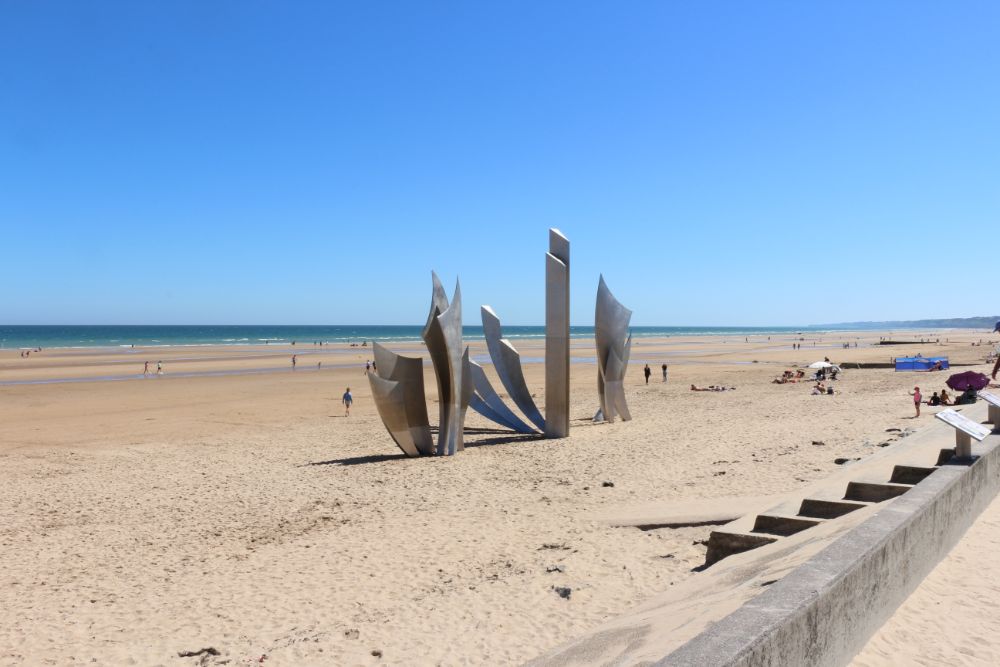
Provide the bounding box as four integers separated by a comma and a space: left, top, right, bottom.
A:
751, 514, 823, 537
844, 481, 912, 503
703, 530, 777, 567
889, 465, 937, 485
937, 448, 955, 466
798, 498, 869, 519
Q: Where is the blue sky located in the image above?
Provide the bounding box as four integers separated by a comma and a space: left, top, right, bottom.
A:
1, 2, 997, 326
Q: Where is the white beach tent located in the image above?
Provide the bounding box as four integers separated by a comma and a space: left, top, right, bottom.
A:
807, 361, 841, 371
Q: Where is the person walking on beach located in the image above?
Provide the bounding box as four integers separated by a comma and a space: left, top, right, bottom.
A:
643, 364, 651, 384
292, 354, 297, 370
143, 361, 149, 376
342, 387, 353, 416
909, 386, 922, 417
662, 363, 668, 383
156, 361, 162, 375
365, 360, 371, 375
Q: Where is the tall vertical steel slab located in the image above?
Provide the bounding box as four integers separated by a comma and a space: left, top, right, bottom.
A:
545, 228, 570, 438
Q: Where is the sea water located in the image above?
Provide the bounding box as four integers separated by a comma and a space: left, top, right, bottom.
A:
0, 324, 865, 350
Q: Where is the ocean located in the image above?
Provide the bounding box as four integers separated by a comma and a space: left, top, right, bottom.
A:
0, 324, 867, 350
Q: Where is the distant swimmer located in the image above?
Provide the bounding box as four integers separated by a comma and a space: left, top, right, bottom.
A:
342, 387, 353, 416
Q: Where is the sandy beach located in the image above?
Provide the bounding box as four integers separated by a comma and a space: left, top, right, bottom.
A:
852, 470, 1000, 667
1, 330, 997, 666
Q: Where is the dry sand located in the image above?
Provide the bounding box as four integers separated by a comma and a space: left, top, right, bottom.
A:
852, 475, 1000, 667
1, 331, 996, 665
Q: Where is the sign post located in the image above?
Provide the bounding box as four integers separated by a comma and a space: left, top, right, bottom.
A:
935, 409, 992, 459
978, 391, 1000, 427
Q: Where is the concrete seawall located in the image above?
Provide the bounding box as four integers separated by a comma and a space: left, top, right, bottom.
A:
663, 402, 999, 666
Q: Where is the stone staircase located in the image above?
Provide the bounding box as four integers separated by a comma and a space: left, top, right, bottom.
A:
702, 450, 950, 568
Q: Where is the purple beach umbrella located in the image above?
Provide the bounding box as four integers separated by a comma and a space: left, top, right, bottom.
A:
945, 371, 990, 391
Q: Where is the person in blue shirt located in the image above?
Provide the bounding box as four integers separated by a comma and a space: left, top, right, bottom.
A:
342, 387, 353, 416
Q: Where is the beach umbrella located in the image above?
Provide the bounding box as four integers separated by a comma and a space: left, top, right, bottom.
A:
808, 361, 834, 369
945, 371, 990, 391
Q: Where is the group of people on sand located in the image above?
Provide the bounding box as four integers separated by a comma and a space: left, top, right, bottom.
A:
19, 347, 42, 358
773, 367, 839, 385
690, 384, 736, 392
642, 364, 669, 384
908, 386, 979, 417
142, 361, 163, 376
772, 369, 807, 384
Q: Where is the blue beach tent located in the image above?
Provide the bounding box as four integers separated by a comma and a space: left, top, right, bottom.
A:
894, 356, 949, 371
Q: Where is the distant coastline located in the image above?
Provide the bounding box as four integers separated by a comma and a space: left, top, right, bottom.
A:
813, 316, 1000, 330
0, 323, 975, 351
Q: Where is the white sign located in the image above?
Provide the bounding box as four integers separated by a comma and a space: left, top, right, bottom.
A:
935, 409, 992, 441
979, 391, 1000, 408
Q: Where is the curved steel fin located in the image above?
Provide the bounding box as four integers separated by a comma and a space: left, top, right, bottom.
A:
423, 276, 468, 456
371, 342, 433, 454
368, 373, 433, 457
481, 305, 546, 431
595, 275, 633, 422
467, 360, 537, 433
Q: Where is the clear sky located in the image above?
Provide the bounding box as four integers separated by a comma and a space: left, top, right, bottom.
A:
2, 2, 997, 326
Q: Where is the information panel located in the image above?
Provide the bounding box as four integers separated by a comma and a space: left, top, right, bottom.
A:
935, 408, 991, 441
978, 391, 1000, 408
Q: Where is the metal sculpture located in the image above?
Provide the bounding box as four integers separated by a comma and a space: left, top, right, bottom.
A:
468, 360, 536, 434
367, 342, 433, 457
594, 275, 633, 423
422, 272, 472, 455
545, 228, 570, 438
481, 305, 547, 431
365, 228, 637, 459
